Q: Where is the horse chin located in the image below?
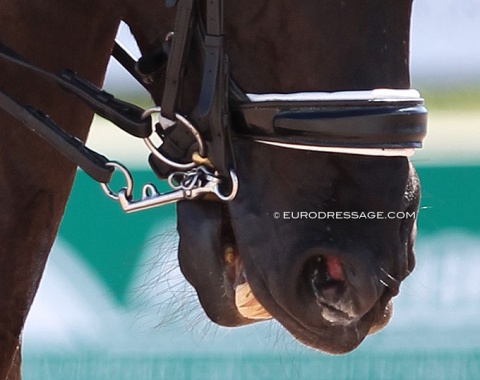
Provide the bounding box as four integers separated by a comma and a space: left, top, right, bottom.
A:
367, 300, 393, 335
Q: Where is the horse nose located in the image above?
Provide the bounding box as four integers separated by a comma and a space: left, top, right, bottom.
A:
298, 252, 380, 325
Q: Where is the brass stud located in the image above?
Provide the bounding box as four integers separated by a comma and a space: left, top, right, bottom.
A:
192, 151, 213, 168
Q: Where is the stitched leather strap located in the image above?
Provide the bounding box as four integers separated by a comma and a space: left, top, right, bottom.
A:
0, 89, 113, 182
194, 0, 234, 179
0, 41, 152, 138
161, 0, 195, 120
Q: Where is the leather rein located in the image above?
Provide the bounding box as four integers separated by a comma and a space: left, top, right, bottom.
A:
0, 0, 427, 213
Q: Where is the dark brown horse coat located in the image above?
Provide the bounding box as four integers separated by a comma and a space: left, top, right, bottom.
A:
0, 0, 418, 378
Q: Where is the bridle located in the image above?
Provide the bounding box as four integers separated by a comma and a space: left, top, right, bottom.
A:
0, 0, 427, 213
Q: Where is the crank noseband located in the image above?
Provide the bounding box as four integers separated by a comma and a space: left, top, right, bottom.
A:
233, 89, 427, 158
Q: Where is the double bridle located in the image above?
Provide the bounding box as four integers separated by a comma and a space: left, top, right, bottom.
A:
0, 0, 427, 213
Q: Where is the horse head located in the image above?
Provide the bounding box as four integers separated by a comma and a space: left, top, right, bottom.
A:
125, 0, 421, 353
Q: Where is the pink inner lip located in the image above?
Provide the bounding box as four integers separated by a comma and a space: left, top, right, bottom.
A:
324, 255, 345, 281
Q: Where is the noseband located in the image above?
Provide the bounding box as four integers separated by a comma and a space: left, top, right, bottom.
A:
236, 90, 426, 157
0, 0, 427, 213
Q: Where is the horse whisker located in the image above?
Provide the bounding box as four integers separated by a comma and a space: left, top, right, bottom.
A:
379, 279, 390, 289
380, 267, 400, 284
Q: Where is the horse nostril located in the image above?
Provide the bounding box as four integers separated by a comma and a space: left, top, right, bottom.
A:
302, 255, 357, 324
308, 255, 345, 293
300, 252, 383, 326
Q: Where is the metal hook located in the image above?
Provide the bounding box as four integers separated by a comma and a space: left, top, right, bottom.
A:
213, 170, 239, 202
100, 162, 238, 213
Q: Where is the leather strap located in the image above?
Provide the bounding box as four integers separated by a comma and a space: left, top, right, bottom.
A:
112, 40, 154, 91
0, 89, 113, 182
193, 0, 234, 180
161, 0, 195, 120
233, 99, 427, 149
206, 0, 223, 35
0, 41, 152, 138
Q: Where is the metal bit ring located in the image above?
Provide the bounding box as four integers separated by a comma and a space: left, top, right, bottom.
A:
100, 161, 134, 201
142, 107, 205, 170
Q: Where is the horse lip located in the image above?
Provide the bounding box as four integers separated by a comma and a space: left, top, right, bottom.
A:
225, 246, 272, 320
235, 282, 273, 320
317, 300, 359, 325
